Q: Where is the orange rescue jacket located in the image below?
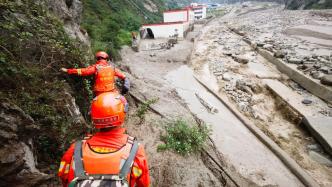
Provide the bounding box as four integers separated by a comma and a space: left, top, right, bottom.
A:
67, 60, 126, 92
58, 128, 150, 187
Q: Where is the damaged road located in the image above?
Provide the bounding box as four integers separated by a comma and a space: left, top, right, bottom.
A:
119, 3, 332, 187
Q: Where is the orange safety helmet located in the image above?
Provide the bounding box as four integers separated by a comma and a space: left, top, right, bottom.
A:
91, 92, 128, 128
95, 51, 109, 60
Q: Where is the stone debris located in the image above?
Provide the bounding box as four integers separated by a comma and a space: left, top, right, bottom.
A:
233, 55, 249, 64
287, 57, 303, 64
274, 50, 285, 58
226, 5, 332, 84
222, 73, 232, 81
320, 75, 332, 86
302, 99, 313, 105
195, 93, 218, 114
263, 44, 273, 50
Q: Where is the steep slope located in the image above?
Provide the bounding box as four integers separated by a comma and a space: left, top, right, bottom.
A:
0, 0, 92, 185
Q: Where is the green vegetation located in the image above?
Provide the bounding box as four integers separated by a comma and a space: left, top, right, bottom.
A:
81, 0, 165, 60
309, 0, 332, 9
0, 0, 92, 164
136, 98, 159, 120
286, 0, 332, 10
158, 119, 211, 156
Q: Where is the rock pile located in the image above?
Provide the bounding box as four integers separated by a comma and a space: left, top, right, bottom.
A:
223, 78, 263, 117
228, 7, 332, 86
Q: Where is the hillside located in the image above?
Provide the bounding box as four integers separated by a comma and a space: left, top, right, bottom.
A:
81, 0, 166, 59
0, 0, 92, 185
285, 0, 332, 9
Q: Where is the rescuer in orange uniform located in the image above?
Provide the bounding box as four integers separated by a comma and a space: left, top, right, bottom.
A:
61, 51, 130, 95
58, 92, 150, 187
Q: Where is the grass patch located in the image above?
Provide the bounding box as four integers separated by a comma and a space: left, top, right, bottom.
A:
136, 98, 159, 120
158, 118, 210, 156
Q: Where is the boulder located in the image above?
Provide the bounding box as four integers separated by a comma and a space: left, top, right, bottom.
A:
319, 66, 330, 74
263, 44, 273, 50
223, 52, 233, 56
311, 71, 324, 79
250, 42, 257, 50
321, 75, 332, 86
287, 57, 302, 64
302, 99, 312, 105
233, 55, 249, 64
222, 73, 232, 81
274, 50, 285, 58
257, 43, 265, 47
236, 80, 253, 95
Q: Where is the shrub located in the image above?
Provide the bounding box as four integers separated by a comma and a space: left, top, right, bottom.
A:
158, 118, 210, 155
136, 98, 159, 120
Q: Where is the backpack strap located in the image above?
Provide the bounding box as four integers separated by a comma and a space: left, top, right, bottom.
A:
119, 137, 139, 179
73, 140, 85, 177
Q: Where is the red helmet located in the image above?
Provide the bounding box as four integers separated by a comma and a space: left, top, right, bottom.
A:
95, 51, 109, 60
91, 92, 128, 129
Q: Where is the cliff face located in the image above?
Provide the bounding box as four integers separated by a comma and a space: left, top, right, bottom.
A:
0, 0, 168, 185
46, 0, 90, 45
0, 0, 91, 185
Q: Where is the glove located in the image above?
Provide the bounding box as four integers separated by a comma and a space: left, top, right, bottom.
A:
60, 68, 68, 72
121, 78, 130, 95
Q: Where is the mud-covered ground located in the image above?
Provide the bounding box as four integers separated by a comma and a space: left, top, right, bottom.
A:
119, 3, 332, 187
119, 37, 231, 186
190, 2, 332, 186
119, 24, 267, 186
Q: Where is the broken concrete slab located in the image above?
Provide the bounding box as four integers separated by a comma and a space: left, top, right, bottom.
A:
263, 79, 319, 117
247, 61, 281, 79
302, 117, 332, 157
258, 49, 332, 104
321, 75, 332, 86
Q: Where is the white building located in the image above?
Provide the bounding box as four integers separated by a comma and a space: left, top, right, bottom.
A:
163, 9, 194, 24
140, 8, 194, 39
141, 22, 186, 38
190, 3, 207, 20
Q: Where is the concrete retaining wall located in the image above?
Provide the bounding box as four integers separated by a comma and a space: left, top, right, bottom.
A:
257, 49, 332, 103
237, 31, 332, 104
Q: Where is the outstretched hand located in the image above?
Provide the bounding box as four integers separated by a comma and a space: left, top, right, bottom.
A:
60, 68, 68, 72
